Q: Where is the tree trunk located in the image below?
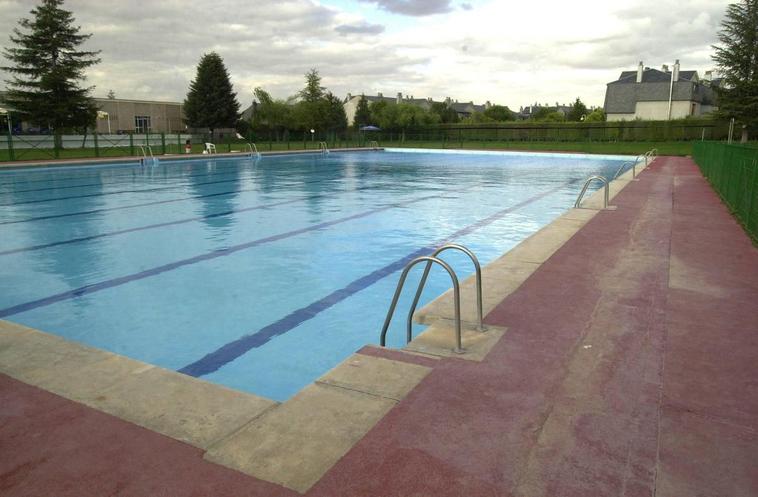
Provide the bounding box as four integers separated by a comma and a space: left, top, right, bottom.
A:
741, 126, 748, 143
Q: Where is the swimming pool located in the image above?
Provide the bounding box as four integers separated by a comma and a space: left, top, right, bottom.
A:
0, 149, 629, 401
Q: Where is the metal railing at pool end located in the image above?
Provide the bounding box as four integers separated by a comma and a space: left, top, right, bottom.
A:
139, 145, 158, 166
405, 243, 486, 344
318, 141, 329, 154
614, 154, 643, 180
368, 140, 379, 149
380, 255, 464, 354
574, 175, 610, 209
246, 142, 261, 159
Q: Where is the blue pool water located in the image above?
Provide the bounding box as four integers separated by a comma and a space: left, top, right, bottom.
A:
0, 149, 629, 401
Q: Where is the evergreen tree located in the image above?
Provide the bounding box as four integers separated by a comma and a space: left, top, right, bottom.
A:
299, 68, 325, 102
712, 0, 758, 142
323, 92, 347, 131
354, 94, 371, 128
566, 97, 588, 121
184, 52, 240, 140
2, 0, 100, 144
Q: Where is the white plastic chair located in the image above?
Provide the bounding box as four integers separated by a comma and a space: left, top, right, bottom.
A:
204, 142, 217, 154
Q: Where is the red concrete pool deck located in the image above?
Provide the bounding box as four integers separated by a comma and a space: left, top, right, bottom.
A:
1, 156, 757, 496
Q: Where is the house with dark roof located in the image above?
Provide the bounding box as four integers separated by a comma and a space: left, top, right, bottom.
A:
604, 61, 719, 121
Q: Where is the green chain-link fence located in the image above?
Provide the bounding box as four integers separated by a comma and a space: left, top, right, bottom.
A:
693, 141, 758, 242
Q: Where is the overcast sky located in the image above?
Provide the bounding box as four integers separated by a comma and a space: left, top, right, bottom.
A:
0, 0, 731, 109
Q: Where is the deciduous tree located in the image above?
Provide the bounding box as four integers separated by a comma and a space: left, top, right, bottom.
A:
483, 105, 515, 122
566, 97, 588, 122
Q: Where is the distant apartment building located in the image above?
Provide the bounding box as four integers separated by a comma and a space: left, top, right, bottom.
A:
343, 92, 489, 125
604, 61, 719, 121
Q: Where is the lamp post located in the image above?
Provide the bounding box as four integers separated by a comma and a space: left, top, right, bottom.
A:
97, 110, 111, 134
0, 107, 15, 160
310, 128, 315, 142
0, 107, 11, 134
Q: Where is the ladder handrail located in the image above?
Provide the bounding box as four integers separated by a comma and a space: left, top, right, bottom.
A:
644, 148, 658, 165
139, 144, 154, 158
246, 142, 261, 158
574, 175, 609, 208
139, 145, 158, 166
318, 141, 329, 154
368, 140, 379, 149
405, 243, 486, 344
380, 255, 463, 353
613, 153, 643, 180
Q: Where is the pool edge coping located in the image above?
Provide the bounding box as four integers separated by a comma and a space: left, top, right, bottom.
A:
0, 147, 383, 170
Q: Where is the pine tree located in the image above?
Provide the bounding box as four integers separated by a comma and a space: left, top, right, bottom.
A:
323, 92, 347, 131
712, 0, 758, 142
354, 94, 371, 128
184, 52, 240, 140
299, 69, 325, 103
2, 0, 100, 145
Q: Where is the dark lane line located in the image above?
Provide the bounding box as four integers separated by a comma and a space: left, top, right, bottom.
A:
178, 180, 576, 377
0, 174, 254, 206
3, 162, 251, 194
0, 183, 390, 256
0, 155, 251, 188
0, 174, 345, 225
0, 189, 464, 319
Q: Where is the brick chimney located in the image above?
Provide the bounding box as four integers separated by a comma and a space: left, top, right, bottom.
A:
637, 61, 644, 83
396, 92, 402, 104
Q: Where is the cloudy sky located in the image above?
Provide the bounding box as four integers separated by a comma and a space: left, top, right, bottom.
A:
0, 0, 731, 109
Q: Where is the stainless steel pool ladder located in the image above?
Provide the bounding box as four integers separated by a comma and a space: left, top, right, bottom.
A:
246, 142, 261, 159
379, 243, 486, 354
318, 141, 329, 154
368, 140, 379, 149
574, 175, 609, 208
644, 148, 658, 165
139, 145, 158, 166
613, 154, 642, 180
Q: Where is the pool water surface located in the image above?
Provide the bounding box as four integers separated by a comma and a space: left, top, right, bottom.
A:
0, 149, 629, 400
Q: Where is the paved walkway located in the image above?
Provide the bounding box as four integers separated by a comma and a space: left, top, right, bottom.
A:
1, 156, 756, 496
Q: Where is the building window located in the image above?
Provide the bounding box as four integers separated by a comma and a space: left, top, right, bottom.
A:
135, 116, 151, 133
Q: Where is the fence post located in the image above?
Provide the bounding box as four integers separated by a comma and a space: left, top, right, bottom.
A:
54, 133, 60, 159
94, 131, 100, 157
129, 132, 134, 156
161, 133, 166, 155
177, 133, 181, 154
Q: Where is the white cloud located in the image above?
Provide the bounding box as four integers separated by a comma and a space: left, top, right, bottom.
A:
0, 0, 731, 109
